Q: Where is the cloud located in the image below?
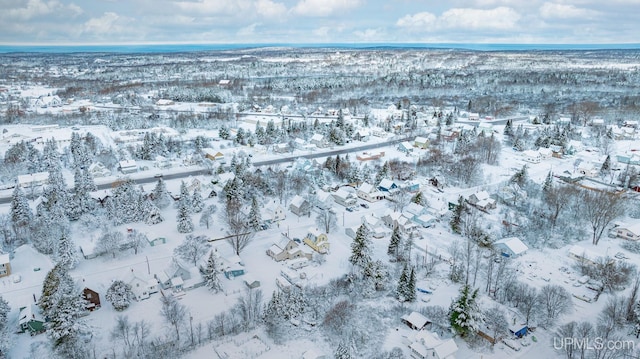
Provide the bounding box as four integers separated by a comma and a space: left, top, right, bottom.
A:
397, 7, 520, 32
237, 23, 260, 37
291, 0, 362, 17
353, 28, 384, 42
539, 2, 599, 19
83, 12, 130, 35
255, 0, 287, 18
2, 0, 83, 21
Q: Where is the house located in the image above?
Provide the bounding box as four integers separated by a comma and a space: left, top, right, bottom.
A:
274, 143, 289, 153
550, 145, 564, 158
310, 133, 326, 148
538, 147, 553, 159
568, 245, 605, 266
156, 99, 175, 106
378, 179, 399, 194
332, 188, 357, 207
354, 129, 370, 142
303, 228, 330, 254
577, 162, 599, 177
128, 275, 159, 301
404, 181, 420, 193
614, 222, 640, 241
408, 330, 458, 359
293, 138, 307, 149
289, 195, 310, 217
345, 227, 359, 239
34, 95, 62, 108
357, 182, 386, 202
118, 160, 137, 174
82, 287, 101, 311
154, 155, 171, 169
398, 141, 414, 153
467, 191, 496, 211
382, 211, 416, 234
219, 254, 246, 279
522, 150, 541, 164
404, 203, 428, 218
18, 304, 46, 335
361, 214, 388, 238
16, 171, 49, 188
616, 153, 640, 166
202, 148, 225, 161
264, 202, 286, 223
315, 190, 335, 210
267, 236, 312, 262
88, 162, 111, 178
356, 151, 385, 161
401, 311, 430, 330
509, 321, 528, 338
156, 257, 193, 290
493, 237, 528, 257
414, 136, 429, 149
0, 253, 10, 277
147, 237, 166, 247
413, 214, 437, 228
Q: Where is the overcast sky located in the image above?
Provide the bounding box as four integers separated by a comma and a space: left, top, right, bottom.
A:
2, 0, 639, 45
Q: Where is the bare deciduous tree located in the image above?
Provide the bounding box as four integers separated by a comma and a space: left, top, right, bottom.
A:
538, 284, 572, 327
315, 209, 337, 234
581, 190, 625, 245
160, 294, 188, 342
483, 305, 508, 346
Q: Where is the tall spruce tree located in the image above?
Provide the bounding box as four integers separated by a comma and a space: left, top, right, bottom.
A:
10, 186, 32, 240
176, 204, 194, 234
0, 295, 11, 358
450, 196, 465, 234
191, 187, 205, 213
248, 197, 262, 232
449, 285, 483, 337
388, 226, 402, 259
396, 264, 409, 301
201, 251, 222, 292
152, 178, 171, 209
349, 224, 372, 275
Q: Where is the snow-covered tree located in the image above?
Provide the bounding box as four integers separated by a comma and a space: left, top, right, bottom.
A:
600, 154, 611, 177
510, 165, 528, 187
349, 224, 372, 276
191, 187, 205, 213
201, 251, 222, 292
387, 226, 402, 260
483, 305, 508, 347
152, 178, 172, 209
160, 294, 188, 342
247, 197, 262, 232
450, 196, 465, 234
396, 264, 409, 301
0, 295, 11, 358
126, 229, 148, 255
542, 170, 553, 193
106, 280, 133, 311
10, 186, 31, 241
177, 181, 191, 211
449, 284, 483, 337
107, 179, 143, 225
96, 231, 124, 258
199, 204, 216, 229
538, 284, 572, 327
56, 233, 78, 269
176, 203, 194, 234
334, 341, 352, 359
316, 209, 337, 234
142, 199, 163, 225
174, 235, 211, 266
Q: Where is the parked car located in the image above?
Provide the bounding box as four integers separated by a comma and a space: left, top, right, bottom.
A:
346, 207, 354, 212
360, 203, 369, 209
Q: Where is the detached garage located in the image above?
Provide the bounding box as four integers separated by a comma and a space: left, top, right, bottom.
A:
493, 237, 528, 258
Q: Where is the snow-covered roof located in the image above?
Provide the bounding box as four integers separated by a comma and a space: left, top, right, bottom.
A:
620, 222, 640, 235
17, 171, 49, 185
290, 195, 307, 208
402, 311, 429, 329
494, 237, 528, 256
0, 253, 9, 264
119, 159, 137, 168
358, 182, 375, 193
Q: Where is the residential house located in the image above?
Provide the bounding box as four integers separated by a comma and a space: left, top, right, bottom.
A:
568, 245, 605, 267
361, 214, 388, 238
202, 148, 225, 162
413, 214, 437, 228
128, 274, 160, 301
522, 150, 541, 164
267, 236, 312, 262
550, 145, 564, 158
354, 128, 370, 142
404, 181, 420, 193
156, 257, 200, 290
147, 237, 166, 247
493, 237, 529, 258
398, 141, 414, 154
315, 190, 335, 210
118, 160, 137, 174
404, 202, 428, 218
577, 162, 599, 177
34, 95, 62, 108
616, 153, 640, 166
294, 138, 306, 149
220, 254, 246, 279
16, 171, 49, 188
356, 151, 385, 161
274, 143, 289, 153
88, 162, 111, 178
467, 191, 496, 211
408, 330, 458, 359
382, 210, 416, 234
303, 228, 330, 254
614, 222, 640, 241
82, 287, 101, 311
0, 253, 10, 277
263, 202, 286, 223
538, 147, 553, 159
154, 155, 171, 169
401, 311, 430, 330
18, 304, 46, 335
332, 188, 357, 207
378, 179, 399, 195
414, 136, 429, 149
357, 182, 386, 202
289, 195, 310, 217
310, 133, 326, 148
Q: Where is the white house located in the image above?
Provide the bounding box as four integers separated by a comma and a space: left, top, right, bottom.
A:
614, 222, 640, 241
401, 311, 430, 330
263, 202, 286, 223
17, 171, 49, 188
315, 190, 335, 210
0, 253, 10, 278
522, 150, 541, 164
357, 182, 386, 202
408, 330, 458, 359
118, 160, 137, 174
467, 191, 496, 211
310, 133, 326, 148
128, 275, 160, 301
398, 141, 413, 153
332, 188, 357, 207
88, 162, 111, 178
289, 195, 310, 217
493, 237, 528, 257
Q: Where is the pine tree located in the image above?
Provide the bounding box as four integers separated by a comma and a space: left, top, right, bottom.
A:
57, 233, 78, 269
10, 186, 32, 237
248, 197, 262, 231
396, 264, 409, 301
177, 204, 194, 233
191, 187, 205, 213
0, 295, 11, 357
449, 284, 484, 337
201, 251, 222, 292
106, 280, 133, 311
349, 224, 372, 275
388, 226, 402, 259
177, 181, 191, 211
450, 196, 465, 234
407, 267, 416, 302
504, 119, 513, 137
600, 155, 611, 177
375, 161, 389, 184
633, 301, 640, 338
152, 178, 172, 209
542, 170, 553, 193
510, 165, 528, 187
411, 191, 425, 205
142, 199, 164, 225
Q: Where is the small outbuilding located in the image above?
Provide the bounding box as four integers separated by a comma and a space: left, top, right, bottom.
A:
493, 237, 528, 258
401, 311, 430, 330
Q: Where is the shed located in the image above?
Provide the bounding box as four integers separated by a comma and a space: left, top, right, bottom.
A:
493, 237, 528, 257
401, 311, 430, 330
82, 287, 101, 311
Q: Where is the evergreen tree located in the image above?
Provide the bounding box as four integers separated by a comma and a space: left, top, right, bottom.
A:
0, 295, 11, 358
191, 187, 205, 213
57, 233, 78, 269
600, 155, 611, 177
10, 186, 32, 239
142, 199, 164, 225
543, 171, 553, 193
218, 125, 230, 140
510, 165, 528, 187
407, 267, 416, 302
375, 161, 389, 184
176, 204, 194, 233
388, 226, 402, 259
106, 280, 133, 311
201, 251, 222, 292
450, 196, 465, 234
411, 191, 425, 205
152, 178, 171, 209
177, 181, 191, 211
633, 301, 640, 338
396, 264, 409, 301
449, 285, 484, 337
248, 197, 262, 231
349, 224, 372, 275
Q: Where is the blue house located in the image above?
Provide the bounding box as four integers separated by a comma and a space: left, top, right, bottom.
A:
509, 322, 528, 338
378, 179, 399, 193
